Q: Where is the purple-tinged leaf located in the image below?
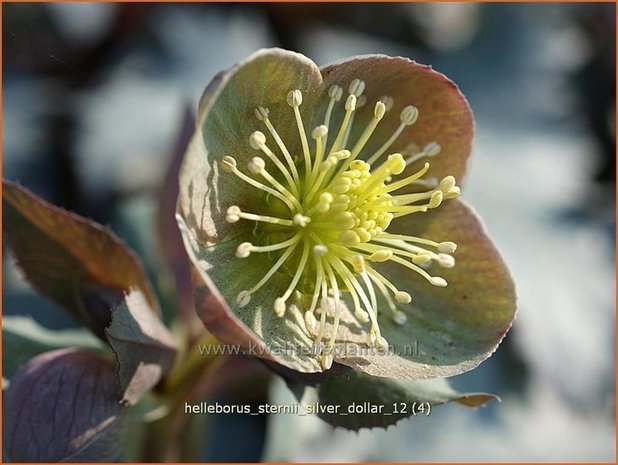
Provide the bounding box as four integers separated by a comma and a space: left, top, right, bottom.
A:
2, 180, 160, 338
105, 289, 177, 405
314, 369, 498, 430
3, 348, 124, 462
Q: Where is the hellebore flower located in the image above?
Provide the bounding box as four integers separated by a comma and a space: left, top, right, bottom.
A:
177, 48, 516, 378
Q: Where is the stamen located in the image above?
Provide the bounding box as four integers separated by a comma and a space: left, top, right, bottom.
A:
349, 78, 366, 97
323, 85, 343, 148
347, 101, 387, 164
378, 162, 430, 194
329, 94, 357, 153
275, 239, 310, 316
379, 95, 394, 111
220, 156, 297, 211
287, 90, 312, 185
388, 254, 448, 287
225, 205, 294, 226
405, 142, 441, 166
224, 83, 461, 367
377, 233, 458, 253
366, 105, 419, 165
255, 106, 301, 187
365, 267, 411, 303
324, 260, 342, 362
238, 233, 301, 257
249, 131, 299, 196
309, 125, 328, 185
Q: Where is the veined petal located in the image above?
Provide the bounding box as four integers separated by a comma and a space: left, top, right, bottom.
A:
179, 48, 324, 246
333, 199, 516, 378
317, 55, 473, 185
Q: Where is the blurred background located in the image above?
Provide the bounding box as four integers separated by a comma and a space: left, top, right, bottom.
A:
3, 2, 615, 462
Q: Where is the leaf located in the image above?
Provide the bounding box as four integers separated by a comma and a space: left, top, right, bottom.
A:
2, 315, 104, 380
105, 289, 177, 405
2, 180, 160, 337
313, 369, 498, 430
3, 348, 125, 462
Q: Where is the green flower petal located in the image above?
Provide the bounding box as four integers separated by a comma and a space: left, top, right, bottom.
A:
333, 199, 516, 378
317, 55, 473, 183
178, 49, 513, 377
179, 48, 323, 247
178, 49, 327, 372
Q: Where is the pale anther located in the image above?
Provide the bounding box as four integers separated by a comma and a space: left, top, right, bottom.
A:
287, 89, 303, 107
380, 95, 394, 111
413, 253, 432, 265
400, 105, 419, 126
444, 186, 461, 199
395, 291, 412, 304
429, 191, 444, 208
370, 250, 393, 262
225, 205, 241, 223
312, 125, 328, 139
274, 297, 286, 317
321, 353, 334, 370
293, 213, 311, 227
249, 131, 266, 150
439, 176, 456, 192
356, 95, 367, 108
236, 242, 253, 258
345, 94, 357, 111
387, 153, 406, 175
304, 311, 318, 334
376, 336, 390, 351
438, 241, 458, 253
313, 244, 328, 256
374, 101, 386, 120
394, 311, 407, 325
351, 254, 366, 273
248, 157, 266, 174
349, 78, 366, 97
328, 84, 343, 101
430, 276, 448, 287
424, 142, 441, 156
355, 308, 370, 323
254, 106, 270, 121
220, 155, 237, 172
438, 253, 455, 268
237, 291, 251, 307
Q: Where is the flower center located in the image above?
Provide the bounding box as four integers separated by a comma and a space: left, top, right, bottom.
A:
221, 79, 460, 369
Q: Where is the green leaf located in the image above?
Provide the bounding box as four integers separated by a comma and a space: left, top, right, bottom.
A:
3, 348, 125, 462
2, 180, 161, 337
313, 369, 498, 430
2, 315, 105, 381
105, 289, 178, 405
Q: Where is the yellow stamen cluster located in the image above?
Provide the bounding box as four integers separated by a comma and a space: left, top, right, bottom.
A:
220, 79, 460, 369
